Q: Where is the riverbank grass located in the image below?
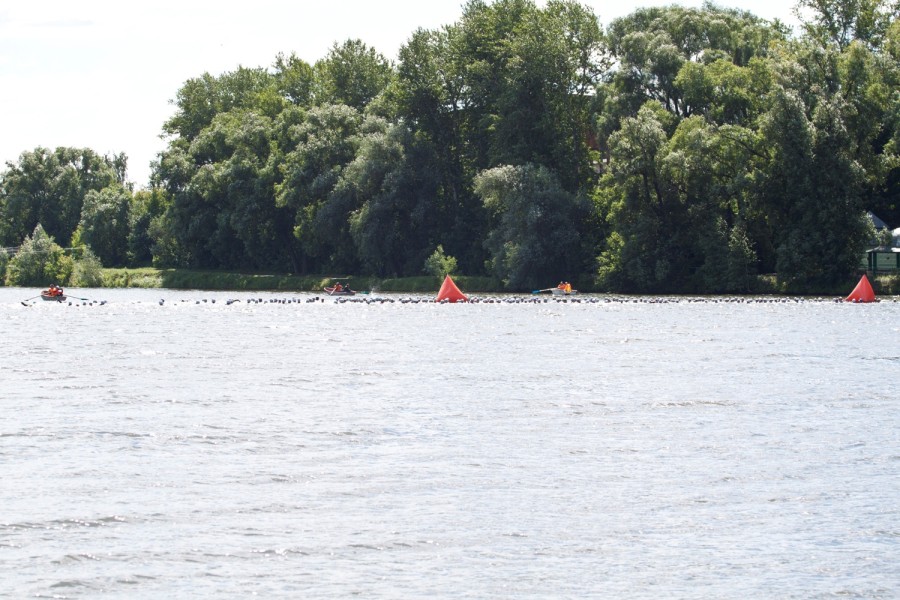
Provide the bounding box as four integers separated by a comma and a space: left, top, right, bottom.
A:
100, 268, 500, 293
98, 267, 898, 295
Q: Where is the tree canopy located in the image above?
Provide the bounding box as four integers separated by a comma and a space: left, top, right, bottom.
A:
2, 0, 898, 292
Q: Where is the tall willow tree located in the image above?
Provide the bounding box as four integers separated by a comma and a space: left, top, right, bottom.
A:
757, 88, 869, 288
389, 0, 607, 273
313, 39, 394, 111
0, 148, 127, 248
600, 3, 786, 131
154, 66, 297, 270
391, 24, 486, 271
455, 0, 606, 189
275, 104, 366, 273
475, 163, 590, 289
346, 123, 445, 277
72, 185, 132, 267
794, 0, 899, 50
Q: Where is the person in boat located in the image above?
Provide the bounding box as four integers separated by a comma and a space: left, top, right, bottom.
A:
48, 284, 63, 297
564, 282, 572, 293
557, 281, 566, 291
333, 282, 343, 293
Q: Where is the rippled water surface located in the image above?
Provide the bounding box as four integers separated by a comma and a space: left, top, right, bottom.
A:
1, 287, 898, 598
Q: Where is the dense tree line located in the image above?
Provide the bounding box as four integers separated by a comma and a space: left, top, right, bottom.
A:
2, 0, 898, 291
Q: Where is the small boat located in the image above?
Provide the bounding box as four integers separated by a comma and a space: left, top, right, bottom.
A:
41, 292, 67, 301
324, 286, 355, 296
551, 288, 577, 296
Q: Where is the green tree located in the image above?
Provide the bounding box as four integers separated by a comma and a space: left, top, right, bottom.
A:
146, 212, 182, 268
453, 0, 606, 189
0, 147, 125, 247
5, 225, 73, 286
162, 67, 279, 144
597, 103, 758, 292
489, 0, 607, 189
599, 3, 786, 142
345, 121, 442, 276
69, 247, 104, 287
273, 52, 316, 106
392, 25, 487, 271
127, 188, 170, 266
474, 163, 589, 289
157, 108, 295, 270
794, 0, 899, 50
758, 88, 869, 288
0, 248, 9, 284
72, 185, 132, 267
836, 40, 900, 224
596, 105, 670, 291
313, 39, 394, 111
675, 57, 773, 125
276, 104, 366, 273
423, 245, 458, 278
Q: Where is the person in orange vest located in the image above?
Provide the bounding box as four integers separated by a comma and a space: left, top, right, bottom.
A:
333, 282, 343, 293
564, 282, 572, 293
557, 281, 566, 291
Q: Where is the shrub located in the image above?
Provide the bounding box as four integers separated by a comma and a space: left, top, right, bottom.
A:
5, 225, 74, 286
423, 245, 458, 278
0, 249, 9, 284
70, 248, 105, 287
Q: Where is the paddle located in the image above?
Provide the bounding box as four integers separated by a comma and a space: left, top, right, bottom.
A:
21, 294, 42, 306
531, 288, 555, 294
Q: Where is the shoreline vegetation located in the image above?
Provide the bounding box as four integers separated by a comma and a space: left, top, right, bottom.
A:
100, 268, 498, 294
2, 1, 898, 297
96, 268, 899, 296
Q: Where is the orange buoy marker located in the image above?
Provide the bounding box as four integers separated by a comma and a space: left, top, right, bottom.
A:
435, 274, 468, 303
845, 274, 876, 303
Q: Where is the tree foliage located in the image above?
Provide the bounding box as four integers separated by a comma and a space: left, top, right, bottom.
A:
73, 185, 132, 267
475, 163, 589, 289
3, 0, 898, 292
0, 148, 127, 248
795, 0, 899, 50
424, 245, 458, 278
5, 225, 73, 286
70, 247, 104, 287
313, 40, 394, 110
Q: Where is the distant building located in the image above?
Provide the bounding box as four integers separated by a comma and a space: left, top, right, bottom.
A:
864, 247, 900, 272
862, 212, 899, 272
868, 211, 889, 230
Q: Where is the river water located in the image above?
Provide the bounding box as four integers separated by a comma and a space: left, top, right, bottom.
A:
1, 287, 897, 598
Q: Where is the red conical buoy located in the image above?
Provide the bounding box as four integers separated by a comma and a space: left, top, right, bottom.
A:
435, 275, 468, 303
845, 274, 876, 303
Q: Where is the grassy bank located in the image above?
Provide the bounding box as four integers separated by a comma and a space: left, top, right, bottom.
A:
757, 272, 900, 296
102, 268, 358, 291
97, 267, 898, 295
100, 268, 501, 293
872, 273, 900, 295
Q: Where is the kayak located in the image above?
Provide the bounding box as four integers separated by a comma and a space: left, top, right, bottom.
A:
324, 286, 355, 296
41, 292, 67, 301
